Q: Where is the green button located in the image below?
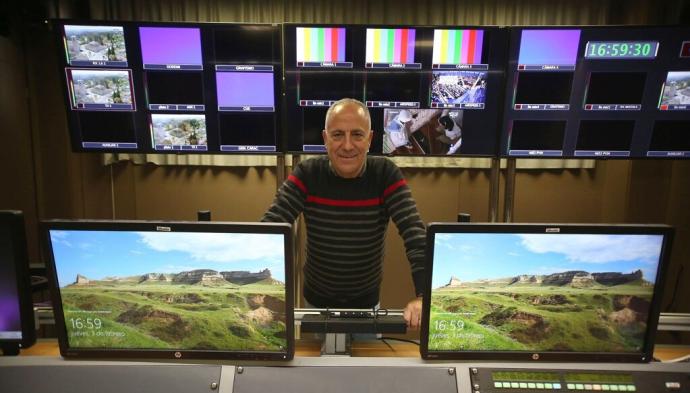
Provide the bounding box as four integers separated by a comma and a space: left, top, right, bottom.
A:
537, 383, 546, 389
520, 382, 528, 388
626, 386, 636, 392
528, 383, 536, 389
618, 385, 627, 391
585, 384, 593, 390
567, 384, 576, 390
545, 383, 553, 389
511, 382, 520, 388
601, 385, 610, 391
577, 384, 585, 390
611, 386, 619, 391
494, 382, 503, 388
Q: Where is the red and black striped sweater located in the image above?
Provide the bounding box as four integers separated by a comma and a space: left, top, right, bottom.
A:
262, 156, 426, 308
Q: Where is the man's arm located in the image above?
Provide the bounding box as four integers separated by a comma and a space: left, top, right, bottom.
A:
261, 171, 307, 223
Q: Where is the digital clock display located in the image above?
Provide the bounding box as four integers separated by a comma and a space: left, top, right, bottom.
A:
585, 41, 659, 59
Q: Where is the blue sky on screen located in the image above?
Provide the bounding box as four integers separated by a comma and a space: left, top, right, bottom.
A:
431, 233, 664, 289
49, 230, 285, 287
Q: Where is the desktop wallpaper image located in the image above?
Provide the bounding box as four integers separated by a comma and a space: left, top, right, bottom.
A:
429, 233, 663, 353
50, 230, 288, 352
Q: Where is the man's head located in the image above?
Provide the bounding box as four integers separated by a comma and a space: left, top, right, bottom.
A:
322, 98, 373, 178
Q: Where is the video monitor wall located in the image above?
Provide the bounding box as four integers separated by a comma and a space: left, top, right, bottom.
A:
501, 26, 690, 158
56, 21, 282, 153
284, 24, 508, 156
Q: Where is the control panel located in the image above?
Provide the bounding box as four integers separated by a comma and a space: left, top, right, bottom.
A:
469, 367, 690, 393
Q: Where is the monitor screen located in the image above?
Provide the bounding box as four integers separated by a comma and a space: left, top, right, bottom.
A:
575, 120, 635, 157
44, 220, 294, 360
66, 68, 135, 111
150, 114, 208, 152
518, 29, 580, 69
139, 27, 203, 70
216, 70, 275, 111
584, 72, 647, 109
0, 211, 35, 352
508, 120, 566, 156
648, 120, 690, 157
296, 27, 350, 68
432, 29, 484, 67
63, 25, 128, 67
431, 71, 487, 109
659, 71, 690, 111
365, 28, 419, 69
421, 223, 673, 362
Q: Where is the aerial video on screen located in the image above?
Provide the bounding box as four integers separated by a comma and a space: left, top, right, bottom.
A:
67, 69, 134, 109
50, 230, 288, 352
64, 25, 127, 65
431, 71, 487, 106
660, 71, 690, 106
429, 233, 663, 353
150, 114, 207, 149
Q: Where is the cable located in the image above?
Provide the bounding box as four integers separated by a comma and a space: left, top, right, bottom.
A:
380, 336, 420, 346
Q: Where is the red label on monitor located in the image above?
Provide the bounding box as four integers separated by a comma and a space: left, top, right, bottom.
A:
660, 104, 669, 111
681, 41, 690, 58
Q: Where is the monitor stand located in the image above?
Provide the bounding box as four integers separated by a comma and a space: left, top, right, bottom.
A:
0, 343, 20, 356
321, 333, 351, 356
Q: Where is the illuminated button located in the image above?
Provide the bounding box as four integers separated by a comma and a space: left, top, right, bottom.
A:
601, 385, 610, 391
520, 382, 528, 388
666, 382, 681, 390
537, 383, 545, 389
593, 385, 602, 391
585, 384, 593, 390
528, 383, 536, 389
567, 384, 576, 390
610, 385, 619, 391
494, 382, 502, 388
576, 384, 585, 390
618, 385, 627, 391
554, 383, 562, 389
511, 382, 519, 388
626, 386, 636, 392
545, 383, 553, 389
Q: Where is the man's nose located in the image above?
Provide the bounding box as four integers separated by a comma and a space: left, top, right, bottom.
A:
342, 134, 355, 148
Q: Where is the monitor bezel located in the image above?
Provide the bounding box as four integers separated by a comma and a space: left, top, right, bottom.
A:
420, 222, 674, 362
0, 211, 36, 350
42, 219, 295, 361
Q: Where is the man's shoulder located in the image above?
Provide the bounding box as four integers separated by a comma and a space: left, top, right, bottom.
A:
366, 156, 400, 176
296, 156, 330, 174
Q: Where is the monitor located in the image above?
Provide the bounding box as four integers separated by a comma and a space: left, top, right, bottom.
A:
43, 220, 294, 360
0, 211, 35, 355
421, 223, 673, 362
432, 29, 485, 69
365, 28, 419, 69
55, 20, 283, 154
296, 27, 351, 68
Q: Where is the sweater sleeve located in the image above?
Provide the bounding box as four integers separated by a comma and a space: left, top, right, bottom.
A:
381, 162, 427, 297
261, 164, 307, 223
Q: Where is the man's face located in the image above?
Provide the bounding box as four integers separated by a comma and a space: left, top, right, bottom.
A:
322, 103, 373, 178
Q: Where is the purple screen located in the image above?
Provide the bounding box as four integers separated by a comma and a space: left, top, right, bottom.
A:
0, 226, 21, 334
216, 72, 275, 107
139, 27, 203, 66
518, 29, 581, 66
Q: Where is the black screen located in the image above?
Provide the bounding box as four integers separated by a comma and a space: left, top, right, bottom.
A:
218, 113, 277, 148
576, 120, 635, 151
649, 121, 690, 151
510, 120, 566, 151
515, 72, 574, 105
214, 26, 275, 63
77, 111, 137, 145
298, 72, 359, 101
145, 71, 205, 106
585, 72, 647, 105
365, 72, 423, 103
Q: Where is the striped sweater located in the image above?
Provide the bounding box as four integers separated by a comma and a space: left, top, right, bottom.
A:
262, 156, 426, 308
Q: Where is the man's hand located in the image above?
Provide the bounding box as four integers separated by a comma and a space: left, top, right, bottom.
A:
403, 297, 423, 330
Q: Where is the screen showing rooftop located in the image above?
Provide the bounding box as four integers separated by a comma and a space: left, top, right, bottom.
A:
426, 229, 667, 358
48, 227, 289, 356
63, 25, 127, 67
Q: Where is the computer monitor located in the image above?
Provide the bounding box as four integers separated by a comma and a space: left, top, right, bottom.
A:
43, 220, 294, 360
0, 211, 36, 355
421, 223, 673, 362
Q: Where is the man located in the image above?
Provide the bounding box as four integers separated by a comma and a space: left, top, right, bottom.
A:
262, 98, 425, 329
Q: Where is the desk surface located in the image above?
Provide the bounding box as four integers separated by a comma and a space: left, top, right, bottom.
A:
19, 339, 689, 361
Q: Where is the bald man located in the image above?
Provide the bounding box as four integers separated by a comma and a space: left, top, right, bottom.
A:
262, 98, 426, 329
